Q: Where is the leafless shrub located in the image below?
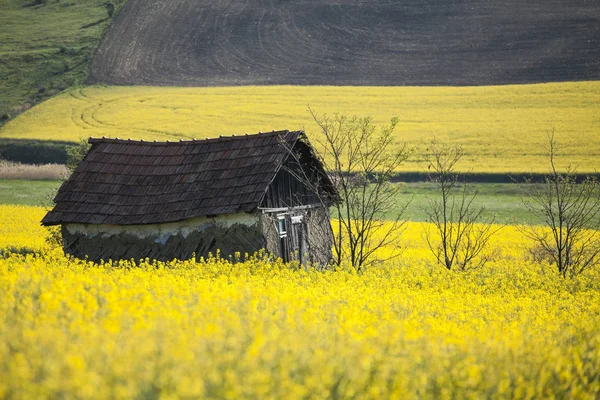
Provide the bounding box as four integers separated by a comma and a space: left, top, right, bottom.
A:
0, 160, 68, 180
423, 140, 501, 271
519, 133, 600, 278
281, 108, 411, 270
526, 241, 557, 265
307, 107, 411, 270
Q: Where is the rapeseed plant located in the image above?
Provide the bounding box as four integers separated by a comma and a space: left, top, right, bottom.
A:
0, 205, 598, 398
2, 82, 599, 173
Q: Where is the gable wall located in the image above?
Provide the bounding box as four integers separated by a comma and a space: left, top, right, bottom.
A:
262, 154, 323, 209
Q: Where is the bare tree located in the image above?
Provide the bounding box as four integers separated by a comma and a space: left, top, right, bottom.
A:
519, 133, 600, 278
423, 140, 500, 271
285, 107, 411, 271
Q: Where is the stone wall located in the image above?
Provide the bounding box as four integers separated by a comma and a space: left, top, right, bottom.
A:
304, 206, 334, 266
260, 212, 280, 262
62, 214, 264, 263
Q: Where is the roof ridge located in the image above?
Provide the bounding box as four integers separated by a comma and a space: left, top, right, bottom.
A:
88, 130, 301, 145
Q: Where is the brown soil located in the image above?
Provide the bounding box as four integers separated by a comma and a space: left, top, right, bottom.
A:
89, 0, 600, 86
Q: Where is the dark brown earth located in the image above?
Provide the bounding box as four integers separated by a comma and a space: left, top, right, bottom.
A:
89, 0, 600, 86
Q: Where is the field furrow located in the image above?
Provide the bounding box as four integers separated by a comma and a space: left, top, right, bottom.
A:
89, 0, 600, 86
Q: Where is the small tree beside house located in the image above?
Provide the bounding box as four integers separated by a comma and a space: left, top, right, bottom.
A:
281, 109, 411, 271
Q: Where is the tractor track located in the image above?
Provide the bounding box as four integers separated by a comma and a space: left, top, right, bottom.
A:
87, 0, 600, 86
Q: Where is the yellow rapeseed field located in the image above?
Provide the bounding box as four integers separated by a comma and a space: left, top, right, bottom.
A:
2, 82, 599, 173
0, 205, 48, 254
1, 205, 599, 398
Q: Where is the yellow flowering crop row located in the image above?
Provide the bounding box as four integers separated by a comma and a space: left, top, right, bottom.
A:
2, 82, 600, 173
0, 205, 599, 399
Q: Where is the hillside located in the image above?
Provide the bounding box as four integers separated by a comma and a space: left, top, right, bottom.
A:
2, 82, 599, 173
0, 0, 126, 123
90, 0, 600, 86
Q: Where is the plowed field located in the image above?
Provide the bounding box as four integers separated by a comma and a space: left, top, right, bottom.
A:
89, 0, 600, 86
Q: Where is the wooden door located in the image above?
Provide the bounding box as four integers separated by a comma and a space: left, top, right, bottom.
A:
277, 212, 307, 265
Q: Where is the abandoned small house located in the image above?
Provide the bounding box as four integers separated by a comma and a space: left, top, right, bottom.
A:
42, 130, 338, 264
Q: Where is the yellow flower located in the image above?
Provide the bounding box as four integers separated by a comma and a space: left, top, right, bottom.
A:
0, 205, 599, 398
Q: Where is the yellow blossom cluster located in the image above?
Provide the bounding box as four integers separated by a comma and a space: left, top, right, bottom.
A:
0, 205, 599, 399
0, 205, 48, 254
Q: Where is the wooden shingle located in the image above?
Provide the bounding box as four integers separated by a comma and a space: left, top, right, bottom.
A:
43, 130, 306, 226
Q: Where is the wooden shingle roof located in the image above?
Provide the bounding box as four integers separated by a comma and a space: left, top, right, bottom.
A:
42, 130, 309, 226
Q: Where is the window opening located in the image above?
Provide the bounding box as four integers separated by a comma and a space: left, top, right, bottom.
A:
278, 215, 287, 237
277, 215, 289, 262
